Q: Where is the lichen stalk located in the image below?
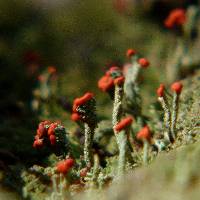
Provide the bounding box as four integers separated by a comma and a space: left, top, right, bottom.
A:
112, 85, 124, 139
124, 60, 142, 117
49, 174, 68, 200
112, 85, 133, 175
158, 95, 174, 143
117, 130, 128, 175
126, 61, 140, 85
124, 62, 140, 99
91, 154, 100, 188
171, 92, 180, 140
84, 123, 95, 167
72, 92, 97, 167
143, 140, 149, 165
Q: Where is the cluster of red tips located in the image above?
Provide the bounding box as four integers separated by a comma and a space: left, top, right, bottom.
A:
38, 75, 46, 82
114, 76, 125, 86
136, 125, 151, 142
56, 158, 75, 174
98, 66, 125, 93
37, 121, 50, 137
170, 81, 183, 94
138, 58, 150, 68
157, 84, 165, 97
71, 92, 94, 122
98, 75, 114, 92
33, 121, 50, 148
49, 134, 56, 145
48, 66, 57, 74
33, 139, 43, 148
115, 116, 133, 132
48, 123, 57, 135
126, 48, 137, 58
71, 112, 81, 122
33, 121, 60, 148
106, 66, 120, 76
164, 8, 186, 29
73, 92, 94, 112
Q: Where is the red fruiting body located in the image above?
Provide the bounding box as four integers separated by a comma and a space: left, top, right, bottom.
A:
34, 135, 40, 140
33, 139, 44, 148
136, 125, 151, 141
157, 84, 165, 97
170, 81, 183, 94
115, 116, 133, 132
33, 121, 62, 149
126, 49, 137, 58
43, 120, 51, 125
109, 66, 120, 71
49, 134, 56, 145
73, 92, 94, 112
37, 122, 47, 137
48, 66, 56, 74
106, 66, 120, 76
48, 123, 57, 135
138, 58, 150, 68
36, 121, 50, 138
56, 160, 70, 174
56, 158, 75, 174
36, 129, 43, 138
98, 75, 114, 92
38, 75, 46, 82
114, 76, 125, 85
71, 112, 81, 122
73, 98, 79, 112
80, 168, 88, 177
65, 158, 75, 168
164, 8, 186, 29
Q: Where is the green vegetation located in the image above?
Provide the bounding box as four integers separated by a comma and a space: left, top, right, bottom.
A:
0, 1, 200, 199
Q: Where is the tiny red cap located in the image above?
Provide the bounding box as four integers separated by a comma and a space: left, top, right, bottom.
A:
72, 92, 94, 112
33, 139, 44, 148
48, 123, 57, 136
126, 49, 137, 58
115, 116, 133, 132
114, 76, 125, 86
138, 58, 150, 68
37, 122, 48, 137
164, 8, 186, 29
106, 66, 120, 76
71, 112, 81, 122
49, 135, 56, 145
56, 158, 74, 174
98, 75, 114, 92
157, 84, 165, 97
136, 125, 151, 141
48, 66, 56, 74
38, 75, 46, 82
170, 81, 183, 94
65, 158, 75, 168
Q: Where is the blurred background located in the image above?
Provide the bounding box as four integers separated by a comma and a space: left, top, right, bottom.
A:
0, 0, 199, 182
